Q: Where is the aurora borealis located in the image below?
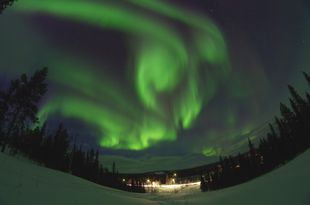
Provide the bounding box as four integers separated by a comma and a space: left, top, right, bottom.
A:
0, 0, 309, 157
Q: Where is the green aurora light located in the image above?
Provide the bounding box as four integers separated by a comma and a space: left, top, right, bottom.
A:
10, 0, 232, 151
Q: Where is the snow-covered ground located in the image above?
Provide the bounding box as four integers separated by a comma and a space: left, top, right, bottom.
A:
0, 150, 309, 205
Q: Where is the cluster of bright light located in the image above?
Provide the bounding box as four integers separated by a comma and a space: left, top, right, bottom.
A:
143, 181, 201, 191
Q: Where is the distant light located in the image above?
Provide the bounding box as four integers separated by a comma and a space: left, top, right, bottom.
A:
173, 173, 177, 177
122, 178, 126, 182
143, 181, 201, 190
146, 179, 150, 183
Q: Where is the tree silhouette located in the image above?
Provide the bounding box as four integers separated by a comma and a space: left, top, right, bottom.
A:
0, 0, 17, 13
0, 79, 19, 138
52, 123, 70, 170
288, 85, 307, 113
303, 71, 310, 85
112, 161, 116, 175
306, 93, 310, 104
1, 68, 48, 152
280, 103, 295, 124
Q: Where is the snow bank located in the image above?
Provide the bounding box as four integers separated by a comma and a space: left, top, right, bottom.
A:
0, 153, 158, 205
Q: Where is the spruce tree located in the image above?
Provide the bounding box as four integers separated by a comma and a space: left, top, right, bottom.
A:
288, 85, 307, 112
268, 123, 277, 139
302, 71, 310, 86
1, 68, 48, 152
289, 98, 300, 116
53, 123, 69, 170
306, 93, 310, 104
280, 103, 295, 124
6, 68, 48, 136
112, 161, 116, 175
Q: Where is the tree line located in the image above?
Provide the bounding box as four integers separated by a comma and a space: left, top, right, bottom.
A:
200, 72, 310, 191
0, 0, 17, 14
0, 68, 145, 193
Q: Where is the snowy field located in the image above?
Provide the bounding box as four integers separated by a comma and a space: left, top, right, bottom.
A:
0, 150, 309, 205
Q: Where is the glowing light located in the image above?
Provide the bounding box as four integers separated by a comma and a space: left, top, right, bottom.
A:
11, 0, 231, 150
143, 181, 201, 192
202, 147, 219, 157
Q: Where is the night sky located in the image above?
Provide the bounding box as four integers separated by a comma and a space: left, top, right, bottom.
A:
0, 0, 309, 158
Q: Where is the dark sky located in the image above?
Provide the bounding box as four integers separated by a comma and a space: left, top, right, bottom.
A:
0, 0, 309, 158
